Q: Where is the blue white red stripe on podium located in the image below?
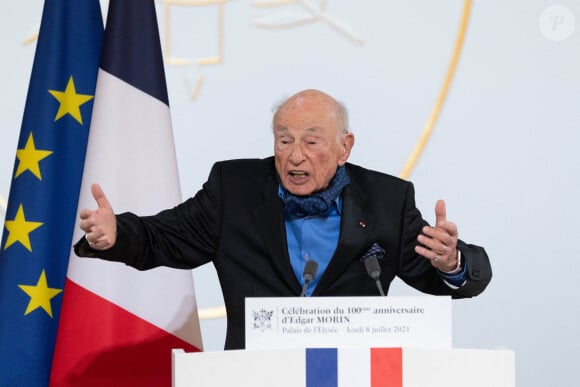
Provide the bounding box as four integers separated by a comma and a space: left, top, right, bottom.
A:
306, 347, 402, 387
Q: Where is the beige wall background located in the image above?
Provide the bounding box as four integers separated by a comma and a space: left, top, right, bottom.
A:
1, 1, 579, 385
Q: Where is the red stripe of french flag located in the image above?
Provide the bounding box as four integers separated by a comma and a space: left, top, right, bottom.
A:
371, 348, 403, 387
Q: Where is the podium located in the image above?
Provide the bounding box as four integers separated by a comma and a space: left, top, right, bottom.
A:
173, 297, 513, 386
172, 347, 515, 387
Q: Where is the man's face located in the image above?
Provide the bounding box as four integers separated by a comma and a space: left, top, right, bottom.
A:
274, 91, 353, 196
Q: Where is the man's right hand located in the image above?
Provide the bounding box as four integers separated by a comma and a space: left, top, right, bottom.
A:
79, 183, 117, 250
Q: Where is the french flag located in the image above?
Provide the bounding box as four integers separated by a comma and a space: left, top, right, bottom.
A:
50, 0, 202, 385
306, 348, 402, 387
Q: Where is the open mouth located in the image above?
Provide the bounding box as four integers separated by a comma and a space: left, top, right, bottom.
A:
289, 171, 308, 177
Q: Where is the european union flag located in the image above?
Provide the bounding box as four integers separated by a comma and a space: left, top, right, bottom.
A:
0, 0, 103, 385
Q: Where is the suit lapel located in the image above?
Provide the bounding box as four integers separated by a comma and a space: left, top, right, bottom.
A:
313, 181, 375, 295
253, 177, 302, 294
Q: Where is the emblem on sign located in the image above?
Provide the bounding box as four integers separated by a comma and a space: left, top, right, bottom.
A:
252, 308, 274, 332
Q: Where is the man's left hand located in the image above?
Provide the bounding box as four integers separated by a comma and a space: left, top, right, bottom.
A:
415, 199, 459, 272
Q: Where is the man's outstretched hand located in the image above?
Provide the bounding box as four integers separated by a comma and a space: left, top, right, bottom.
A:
415, 199, 459, 272
79, 183, 117, 250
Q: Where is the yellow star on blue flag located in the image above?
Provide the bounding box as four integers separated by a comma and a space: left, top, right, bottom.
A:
15, 132, 53, 180
3, 204, 43, 252
18, 270, 63, 318
49, 75, 94, 124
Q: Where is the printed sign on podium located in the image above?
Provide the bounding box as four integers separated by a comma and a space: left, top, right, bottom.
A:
245, 296, 451, 350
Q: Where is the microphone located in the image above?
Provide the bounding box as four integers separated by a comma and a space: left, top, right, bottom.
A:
360, 243, 386, 296
364, 255, 385, 296
299, 260, 319, 297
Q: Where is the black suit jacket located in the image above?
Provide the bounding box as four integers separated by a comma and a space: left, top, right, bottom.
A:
75, 157, 492, 349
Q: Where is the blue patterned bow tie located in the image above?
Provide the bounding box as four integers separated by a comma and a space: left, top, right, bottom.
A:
281, 166, 350, 217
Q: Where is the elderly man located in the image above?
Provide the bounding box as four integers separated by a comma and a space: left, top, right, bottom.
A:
77, 89, 492, 349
